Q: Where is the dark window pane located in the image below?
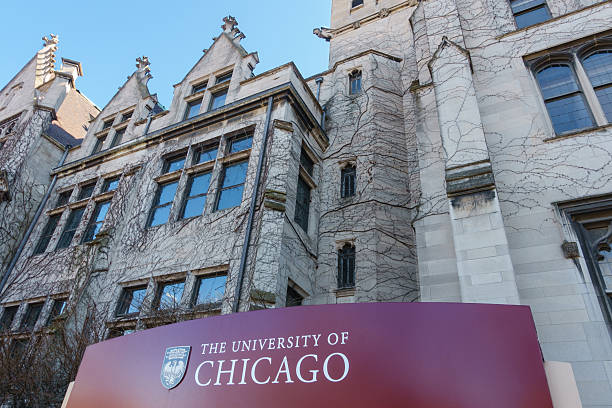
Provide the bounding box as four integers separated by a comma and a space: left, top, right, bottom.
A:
544, 94, 594, 134
181, 173, 211, 219
286, 286, 303, 307
349, 71, 362, 95
514, 5, 550, 29
595, 86, 612, 122
510, 0, 546, 14
157, 281, 185, 309
56, 208, 85, 249
300, 149, 314, 175
216, 72, 232, 84
34, 214, 60, 254
217, 185, 245, 210
82, 201, 111, 242
195, 146, 218, 164
229, 136, 253, 153
101, 119, 113, 130
195, 275, 227, 306
185, 100, 202, 119
192, 82, 207, 94
209, 90, 228, 111
352, 0, 363, 7
102, 177, 120, 192
338, 244, 356, 289
121, 111, 133, 122
21, 303, 44, 331
117, 287, 147, 316
0, 306, 18, 332
537, 65, 579, 100
164, 157, 185, 174
583, 51, 612, 88
56, 190, 72, 207
78, 183, 96, 200
341, 166, 356, 197
149, 181, 178, 227
110, 129, 125, 148
222, 162, 249, 188
47, 299, 66, 324
92, 136, 106, 154
294, 176, 311, 232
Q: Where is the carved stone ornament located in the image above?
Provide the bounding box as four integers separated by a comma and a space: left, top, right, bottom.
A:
136, 56, 152, 78
313, 27, 333, 42
222, 16, 238, 33
42, 34, 59, 48
561, 241, 580, 259
379, 8, 390, 18
352, 21, 361, 29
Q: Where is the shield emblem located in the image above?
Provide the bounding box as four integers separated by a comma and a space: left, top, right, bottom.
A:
160, 346, 191, 390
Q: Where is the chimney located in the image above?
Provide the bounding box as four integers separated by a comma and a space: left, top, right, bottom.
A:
60, 58, 83, 81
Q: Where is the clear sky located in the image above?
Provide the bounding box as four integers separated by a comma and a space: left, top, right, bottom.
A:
0, 1, 331, 109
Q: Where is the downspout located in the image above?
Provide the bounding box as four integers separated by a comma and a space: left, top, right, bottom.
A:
232, 96, 274, 313
315, 77, 323, 101
0, 145, 71, 295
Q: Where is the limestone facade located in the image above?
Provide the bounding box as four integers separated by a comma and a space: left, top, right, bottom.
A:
0, 0, 612, 405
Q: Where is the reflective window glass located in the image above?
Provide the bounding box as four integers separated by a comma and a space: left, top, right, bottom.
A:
82, 201, 111, 242
194, 275, 227, 306
216, 161, 248, 210
195, 146, 218, 164
156, 281, 185, 310
181, 172, 211, 219
185, 100, 202, 119
229, 135, 252, 153
148, 181, 178, 227
117, 287, 147, 316
209, 89, 228, 111
583, 51, 612, 121
56, 207, 85, 249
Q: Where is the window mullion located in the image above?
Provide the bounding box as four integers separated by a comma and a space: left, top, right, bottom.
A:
573, 53, 607, 126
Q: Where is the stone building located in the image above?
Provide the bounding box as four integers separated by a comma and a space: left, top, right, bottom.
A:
1, 0, 612, 405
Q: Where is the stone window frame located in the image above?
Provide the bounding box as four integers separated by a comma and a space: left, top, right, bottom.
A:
108, 266, 229, 337
92, 105, 136, 154
183, 75, 212, 120
0, 294, 68, 336
348, 69, 363, 95
0, 112, 23, 142
336, 240, 356, 290
526, 37, 612, 138
508, 0, 551, 30
350, 0, 364, 11
294, 145, 317, 234
339, 160, 357, 198
31, 171, 122, 255
285, 279, 308, 307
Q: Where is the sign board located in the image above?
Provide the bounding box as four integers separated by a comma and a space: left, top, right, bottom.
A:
66, 303, 553, 407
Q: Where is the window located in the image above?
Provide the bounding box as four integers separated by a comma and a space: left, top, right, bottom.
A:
582, 50, 612, 122
116, 286, 147, 316
148, 181, 179, 227
56, 190, 72, 207
78, 182, 96, 200
341, 165, 356, 198
20, 302, 44, 331
46, 299, 67, 325
33, 214, 60, 254
163, 155, 186, 174
180, 172, 211, 219
91, 136, 106, 154
295, 177, 311, 232
185, 99, 202, 120
56, 207, 85, 249
535, 64, 594, 134
82, 201, 111, 242
155, 281, 185, 310
216, 71, 232, 85
101, 119, 113, 130
0, 306, 18, 332
102, 177, 120, 192
209, 89, 228, 111
120, 111, 133, 122
109, 128, 125, 148
352, 0, 364, 7
286, 286, 303, 307
194, 274, 227, 307
108, 327, 135, 338
0, 116, 19, 136
510, 0, 551, 29
229, 135, 253, 153
300, 149, 314, 176
192, 82, 208, 94
338, 243, 356, 289
194, 146, 218, 164
349, 70, 362, 95
216, 161, 248, 210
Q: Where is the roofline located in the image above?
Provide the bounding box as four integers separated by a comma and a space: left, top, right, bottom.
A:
304, 49, 403, 82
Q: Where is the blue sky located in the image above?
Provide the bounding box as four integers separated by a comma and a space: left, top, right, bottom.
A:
0, 1, 331, 109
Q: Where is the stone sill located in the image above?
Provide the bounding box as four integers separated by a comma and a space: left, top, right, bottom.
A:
543, 123, 612, 142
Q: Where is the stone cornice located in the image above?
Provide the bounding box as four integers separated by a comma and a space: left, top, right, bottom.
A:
330, 0, 417, 38
305, 50, 402, 82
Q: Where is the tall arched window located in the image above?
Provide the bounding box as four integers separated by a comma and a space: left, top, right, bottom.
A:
338, 243, 355, 289
536, 64, 594, 134
341, 164, 356, 198
582, 50, 612, 122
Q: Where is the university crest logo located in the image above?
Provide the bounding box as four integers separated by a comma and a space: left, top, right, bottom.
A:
160, 346, 191, 390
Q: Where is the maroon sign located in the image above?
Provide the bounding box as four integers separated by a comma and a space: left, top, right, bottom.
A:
66, 303, 553, 407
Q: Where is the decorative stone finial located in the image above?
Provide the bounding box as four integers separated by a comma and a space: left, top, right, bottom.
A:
42, 34, 59, 48
222, 16, 238, 33
313, 27, 333, 42
136, 56, 152, 78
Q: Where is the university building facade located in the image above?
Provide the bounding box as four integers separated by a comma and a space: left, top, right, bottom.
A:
1, 0, 612, 405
